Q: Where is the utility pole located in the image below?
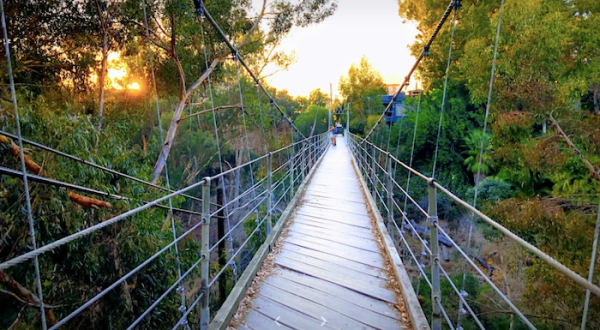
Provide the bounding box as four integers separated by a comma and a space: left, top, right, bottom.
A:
329, 83, 332, 127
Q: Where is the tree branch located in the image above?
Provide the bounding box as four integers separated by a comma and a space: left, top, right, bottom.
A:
153, 13, 169, 38
235, 0, 267, 50
151, 0, 269, 181
549, 114, 600, 182
179, 104, 241, 122
124, 19, 170, 51
0, 271, 58, 323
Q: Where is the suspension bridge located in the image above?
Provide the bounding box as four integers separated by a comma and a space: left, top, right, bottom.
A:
1, 0, 599, 329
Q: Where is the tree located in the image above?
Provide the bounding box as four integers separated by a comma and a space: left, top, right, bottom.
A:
93, 0, 121, 119
0, 0, 100, 93
307, 88, 328, 107
123, 0, 338, 182
463, 129, 493, 184
294, 104, 328, 136
338, 56, 386, 132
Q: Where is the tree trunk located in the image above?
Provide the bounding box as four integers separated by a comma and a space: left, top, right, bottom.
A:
216, 187, 227, 302
98, 29, 108, 119
152, 57, 221, 182
593, 85, 599, 114
150, 0, 267, 182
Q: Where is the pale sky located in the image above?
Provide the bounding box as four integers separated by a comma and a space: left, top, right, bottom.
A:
259, 0, 419, 98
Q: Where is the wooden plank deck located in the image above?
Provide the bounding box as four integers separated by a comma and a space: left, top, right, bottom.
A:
235, 137, 410, 330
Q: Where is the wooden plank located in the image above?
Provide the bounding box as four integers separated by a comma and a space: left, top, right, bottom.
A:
303, 194, 365, 206
274, 255, 397, 303
305, 186, 365, 198
283, 237, 384, 269
208, 142, 329, 330
252, 295, 338, 330
303, 192, 366, 204
293, 213, 371, 229
244, 310, 293, 330
277, 250, 389, 288
311, 172, 357, 181
295, 209, 371, 226
287, 231, 383, 256
310, 178, 359, 186
348, 145, 431, 330
281, 244, 385, 277
288, 225, 380, 252
236, 324, 253, 330
302, 200, 369, 216
290, 220, 374, 240
259, 283, 377, 330
275, 269, 401, 319
265, 275, 403, 330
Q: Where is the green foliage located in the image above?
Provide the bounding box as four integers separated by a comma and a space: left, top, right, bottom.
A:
467, 178, 513, 203
338, 56, 387, 128
463, 130, 493, 177
398, 0, 600, 327
242, 212, 267, 255
294, 104, 329, 136
0, 95, 202, 329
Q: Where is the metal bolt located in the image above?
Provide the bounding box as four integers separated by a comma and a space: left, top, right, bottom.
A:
178, 305, 186, 313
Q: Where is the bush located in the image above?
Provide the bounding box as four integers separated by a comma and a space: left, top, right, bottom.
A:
466, 178, 513, 203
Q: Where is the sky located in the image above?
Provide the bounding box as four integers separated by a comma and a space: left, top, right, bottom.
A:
259, 0, 420, 98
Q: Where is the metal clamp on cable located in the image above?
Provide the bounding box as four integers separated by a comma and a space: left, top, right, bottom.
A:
192, 0, 204, 16
423, 45, 430, 57
452, 0, 462, 10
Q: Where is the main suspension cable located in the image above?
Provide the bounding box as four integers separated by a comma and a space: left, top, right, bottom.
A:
363, 0, 457, 141
192, 0, 305, 139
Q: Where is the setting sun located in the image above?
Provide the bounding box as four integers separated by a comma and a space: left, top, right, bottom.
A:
127, 82, 140, 90
93, 51, 141, 91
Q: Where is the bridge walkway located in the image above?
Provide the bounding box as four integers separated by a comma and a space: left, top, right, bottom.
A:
233, 137, 413, 330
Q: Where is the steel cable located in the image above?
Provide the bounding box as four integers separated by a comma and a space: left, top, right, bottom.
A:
0, 0, 47, 327
457, 0, 505, 327
141, 0, 188, 320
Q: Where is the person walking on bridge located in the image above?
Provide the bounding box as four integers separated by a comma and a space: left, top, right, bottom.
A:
329, 125, 336, 146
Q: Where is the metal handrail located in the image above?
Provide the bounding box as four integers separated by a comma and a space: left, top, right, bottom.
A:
346, 131, 600, 330
0, 131, 329, 330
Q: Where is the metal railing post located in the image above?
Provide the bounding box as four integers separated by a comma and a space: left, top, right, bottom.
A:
309, 137, 313, 168
386, 153, 394, 237
267, 152, 273, 237
370, 146, 377, 200
301, 142, 306, 179
200, 178, 211, 330
428, 179, 442, 330
289, 152, 295, 201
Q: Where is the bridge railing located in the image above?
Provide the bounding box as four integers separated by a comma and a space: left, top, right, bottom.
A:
0, 132, 328, 330
346, 132, 600, 330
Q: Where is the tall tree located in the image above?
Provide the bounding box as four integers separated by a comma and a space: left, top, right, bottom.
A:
338, 56, 386, 132
123, 0, 337, 182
